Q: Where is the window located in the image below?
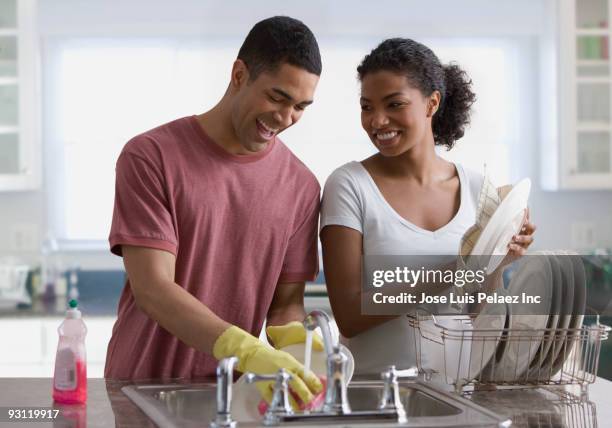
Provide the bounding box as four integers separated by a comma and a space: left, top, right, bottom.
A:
429, 38, 519, 182
44, 37, 520, 246
44, 38, 238, 244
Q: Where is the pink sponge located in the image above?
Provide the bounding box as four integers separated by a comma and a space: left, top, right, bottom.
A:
257, 377, 326, 415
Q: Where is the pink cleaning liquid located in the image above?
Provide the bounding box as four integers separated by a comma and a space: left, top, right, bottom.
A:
53, 358, 87, 404
53, 301, 88, 404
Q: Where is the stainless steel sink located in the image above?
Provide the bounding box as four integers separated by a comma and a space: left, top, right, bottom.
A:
122, 380, 511, 427
157, 386, 218, 422
347, 383, 461, 417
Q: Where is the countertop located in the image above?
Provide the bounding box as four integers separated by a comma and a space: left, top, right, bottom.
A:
0, 290, 329, 319
1, 377, 611, 427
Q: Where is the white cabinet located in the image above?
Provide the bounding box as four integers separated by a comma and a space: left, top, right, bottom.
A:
0, 318, 42, 364
541, 0, 612, 189
0, 0, 40, 191
83, 318, 114, 365
0, 317, 115, 378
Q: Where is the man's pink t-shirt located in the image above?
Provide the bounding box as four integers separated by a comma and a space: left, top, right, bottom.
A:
105, 116, 320, 380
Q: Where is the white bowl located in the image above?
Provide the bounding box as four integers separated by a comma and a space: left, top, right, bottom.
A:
231, 343, 354, 420
281, 343, 355, 384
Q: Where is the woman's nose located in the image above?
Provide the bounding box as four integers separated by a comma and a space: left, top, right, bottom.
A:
370, 111, 389, 129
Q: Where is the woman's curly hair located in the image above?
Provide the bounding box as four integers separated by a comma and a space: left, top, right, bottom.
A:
357, 38, 476, 150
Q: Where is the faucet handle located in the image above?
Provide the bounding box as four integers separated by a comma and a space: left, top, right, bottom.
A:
322, 349, 351, 415
245, 373, 283, 383
210, 357, 239, 428
383, 366, 418, 382
245, 369, 294, 424
378, 365, 416, 424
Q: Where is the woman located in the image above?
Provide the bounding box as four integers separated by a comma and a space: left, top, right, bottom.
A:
320, 38, 535, 374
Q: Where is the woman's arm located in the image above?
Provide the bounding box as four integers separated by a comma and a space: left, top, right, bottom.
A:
321, 225, 519, 337
321, 225, 394, 338
322, 225, 466, 339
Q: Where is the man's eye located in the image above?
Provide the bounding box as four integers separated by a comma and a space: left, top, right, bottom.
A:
389, 102, 403, 108
268, 95, 281, 103
295, 105, 306, 111
361, 105, 371, 111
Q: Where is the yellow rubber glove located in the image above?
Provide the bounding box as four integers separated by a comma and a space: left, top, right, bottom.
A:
213, 326, 323, 406
266, 321, 324, 352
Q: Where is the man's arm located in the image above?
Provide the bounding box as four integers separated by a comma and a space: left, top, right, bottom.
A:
265, 281, 329, 351
266, 281, 308, 327
123, 245, 322, 403
122, 245, 230, 354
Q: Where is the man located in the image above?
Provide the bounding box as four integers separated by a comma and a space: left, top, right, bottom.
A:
106, 16, 323, 406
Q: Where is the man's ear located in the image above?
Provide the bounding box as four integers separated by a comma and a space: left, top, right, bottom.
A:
427, 90, 441, 117
230, 59, 250, 89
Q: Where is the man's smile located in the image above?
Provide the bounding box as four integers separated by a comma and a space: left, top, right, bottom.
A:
256, 118, 279, 140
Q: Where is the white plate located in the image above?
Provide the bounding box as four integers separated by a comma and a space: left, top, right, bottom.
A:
281, 343, 354, 384
469, 178, 531, 273
468, 295, 507, 381
489, 254, 552, 382
479, 302, 511, 382
551, 251, 586, 376
526, 252, 563, 381
419, 315, 473, 383
547, 252, 575, 377
232, 343, 354, 420
566, 252, 586, 331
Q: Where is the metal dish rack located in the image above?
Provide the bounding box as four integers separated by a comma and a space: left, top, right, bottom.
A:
464, 388, 598, 428
408, 309, 611, 396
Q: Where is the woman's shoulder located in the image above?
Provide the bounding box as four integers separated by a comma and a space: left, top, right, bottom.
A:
453, 162, 484, 182
321, 161, 376, 210
320, 161, 367, 230
324, 161, 368, 189
454, 163, 485, 191
329, 160, 364, 177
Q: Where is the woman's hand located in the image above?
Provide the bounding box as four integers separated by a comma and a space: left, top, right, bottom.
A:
507, 208, 536, 257
496, 208, 536, 273
480, 209, 536, 296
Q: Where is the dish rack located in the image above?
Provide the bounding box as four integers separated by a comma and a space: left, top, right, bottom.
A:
408, 309, 611, 396
463, 388, 597, 428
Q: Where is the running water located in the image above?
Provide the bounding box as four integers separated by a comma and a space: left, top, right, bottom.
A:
304, 329, 313, 374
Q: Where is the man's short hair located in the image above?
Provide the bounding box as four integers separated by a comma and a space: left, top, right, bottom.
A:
237, 16, 322, 80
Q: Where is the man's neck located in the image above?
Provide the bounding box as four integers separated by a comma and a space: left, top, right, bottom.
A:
196, 102, 244, 155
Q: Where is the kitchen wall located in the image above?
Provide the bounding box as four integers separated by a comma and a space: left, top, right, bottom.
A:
0, 0, 611, 271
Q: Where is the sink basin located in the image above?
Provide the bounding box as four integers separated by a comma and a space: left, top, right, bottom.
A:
346, 383, 460, 417
122, 380, 510, 427
157, 386, 218, 422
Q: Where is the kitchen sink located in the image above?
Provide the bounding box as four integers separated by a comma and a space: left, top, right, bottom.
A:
122, 379, 511, 427
157, 386, 218, 422
347, 383, 461, 416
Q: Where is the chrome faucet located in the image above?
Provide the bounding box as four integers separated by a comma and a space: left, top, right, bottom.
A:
210, 356, 239, 428
246, 369, 294, 426
303, 310, 351, 415
378, 365, 418, 424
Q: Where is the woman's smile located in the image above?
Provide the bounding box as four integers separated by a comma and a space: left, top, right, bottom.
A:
373, 129, 402, 148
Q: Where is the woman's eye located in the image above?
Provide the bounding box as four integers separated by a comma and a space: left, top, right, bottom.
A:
360, 105, 371, 111
389, 102, 403, 108
268, 95, 281, 103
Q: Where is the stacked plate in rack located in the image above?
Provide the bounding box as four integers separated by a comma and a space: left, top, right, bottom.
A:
477, 251, 586, 383
418, 252, 587, 385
